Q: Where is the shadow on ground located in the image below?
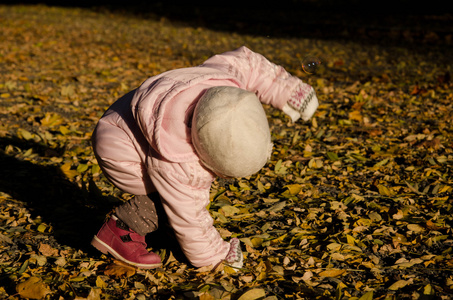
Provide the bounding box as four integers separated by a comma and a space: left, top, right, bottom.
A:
0, 0, 451, 48
0, 136, 188, 263
0, 137, 118, 253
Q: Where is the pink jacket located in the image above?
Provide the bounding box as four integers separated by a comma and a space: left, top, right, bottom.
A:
92, 46, 314, 267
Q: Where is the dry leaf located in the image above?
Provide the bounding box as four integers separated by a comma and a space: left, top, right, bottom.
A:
16, 277, 51, 299
319, 269, 346, 277
86, 288, 102, 300
389, 279, 410, 290
349, 110, 363, 122
0, 233, 13, 244
95, 276, 107, 289
39, 243, 59, 256
199, 292, 215, 300
358, 291, 374, 300
237, 288, 266, 300
426, 220, 447, 230
104, 261, 136, 278
40, 112, 63, 127
407, 224, 425, 233
60, 162, 79, 179
283, 184, 302, 195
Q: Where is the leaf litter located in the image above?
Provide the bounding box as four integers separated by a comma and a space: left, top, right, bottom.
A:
0, 3, 452, 300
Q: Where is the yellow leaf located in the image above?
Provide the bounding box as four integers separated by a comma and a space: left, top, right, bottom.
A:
104, 261, 136, 278
439, 185, 452, 193
407, 224, 425, 233
91, 164, 101, 176
60, 162, 78, 179
95, 276, 107, 289
199, 292, 215, 300
349, 110, 363, 122
274, 162, 287, 175
256, 271, 267, 281
331, 253, 345, 261
396, 258, 423, 268
346, 234, 356, 245
40, 112, 63, 127
77, 163, 89, 173
86, 288, 102, 300
16, 277, 51, 299
219, 205, 240, 217
368, 211, 382, 222
270, 233, 287, 245
268, 201, 286, 212
240, 237, 253, 248
61, 84, 75, 98
251, 237, 263, 248
392, 209, 404, 220
59, 125, 71, 135
37, 224, 47, 233
389, 280, 409, 290
316, 78, 325, 87
327, 242, 342, 252
319, 269, 346, 277
237, 288, 266, 300
18, 128, 34, 140
256, 180, 266, 193
223, 265, 237, 274
308, 158, 323, 169
377, 184, 394, 196
424, 284, 434, 295
283, 184, 302, 195
69, 276, 86, 282
358, 291, 373, 300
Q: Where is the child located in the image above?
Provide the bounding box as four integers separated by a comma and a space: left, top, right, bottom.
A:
91, 46, 318, 270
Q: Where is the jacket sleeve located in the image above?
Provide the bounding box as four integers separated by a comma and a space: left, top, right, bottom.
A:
201, 46, 318, 121
147, 154, 230, 267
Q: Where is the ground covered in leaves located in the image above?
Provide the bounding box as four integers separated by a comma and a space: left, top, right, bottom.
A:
1, 3, 452, 300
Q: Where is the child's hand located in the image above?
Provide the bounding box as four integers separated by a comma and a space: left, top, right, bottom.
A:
225, 238, 243, 270
283, 83, 319, 122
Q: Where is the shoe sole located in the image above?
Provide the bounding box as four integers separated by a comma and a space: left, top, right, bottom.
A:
91, 236, 162, 269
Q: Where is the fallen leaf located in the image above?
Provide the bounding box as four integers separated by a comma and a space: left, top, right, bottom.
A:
283, 184, 302, 195
389, 279, 410, 290
349, 110, 363, 122
407, 224, 425, 233
104, 261, 136, 278
40, 112, 63, 127
39, 243, 59, 256
219, 205, 240, 217
426, 220, 447, 230
16, 277, 51, 299
410, 85, 427, 95
267, 201, 286, 212
319, 269, 346, 277
358, 291, 374, 300
60, 162, 79, 179
301, 270, 314, 281
237, 288, 266, 300
0, 233, 13, 244
199, 292, 215, 300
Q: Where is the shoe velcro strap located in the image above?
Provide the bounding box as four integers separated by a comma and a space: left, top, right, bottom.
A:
120, 234, 133, 243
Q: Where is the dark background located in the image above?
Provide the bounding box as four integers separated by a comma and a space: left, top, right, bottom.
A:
1, 0, 451, 47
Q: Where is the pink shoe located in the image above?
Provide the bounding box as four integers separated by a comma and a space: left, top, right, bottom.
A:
91, 216, 162, 269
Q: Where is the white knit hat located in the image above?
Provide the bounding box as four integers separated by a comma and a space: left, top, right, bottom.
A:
191, 86, 273, 178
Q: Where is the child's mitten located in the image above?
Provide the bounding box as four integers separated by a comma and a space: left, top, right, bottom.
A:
225, 238, 243, 270
282, 83, 319, 122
